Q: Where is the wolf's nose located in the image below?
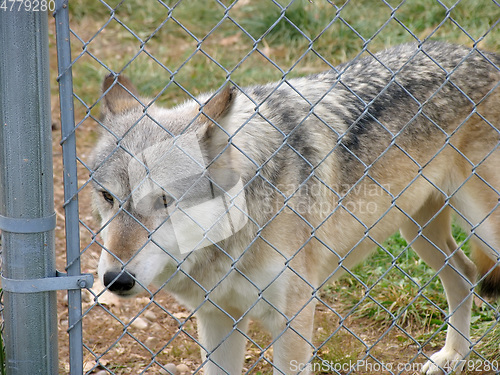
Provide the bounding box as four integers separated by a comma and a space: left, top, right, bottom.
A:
103, 271, 136, 292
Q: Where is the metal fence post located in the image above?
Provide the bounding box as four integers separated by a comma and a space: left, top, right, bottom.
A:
54, 0, 86, 373
0, 8, 58, 375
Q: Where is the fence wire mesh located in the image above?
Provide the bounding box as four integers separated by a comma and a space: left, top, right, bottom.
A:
53, 0, 500, 374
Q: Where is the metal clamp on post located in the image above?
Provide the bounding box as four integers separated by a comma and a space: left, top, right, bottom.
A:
0, 213, 57, 233
1, 271, 94, 293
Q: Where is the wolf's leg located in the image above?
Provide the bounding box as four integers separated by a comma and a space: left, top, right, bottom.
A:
267, 298, 316, 375
400, 201, 476, 375
197, 310, 249, 375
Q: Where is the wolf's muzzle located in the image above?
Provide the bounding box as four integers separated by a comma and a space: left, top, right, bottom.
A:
103, 270, 136, 293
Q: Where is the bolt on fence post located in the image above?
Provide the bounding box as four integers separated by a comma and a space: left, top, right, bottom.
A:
0, 8, 58, 375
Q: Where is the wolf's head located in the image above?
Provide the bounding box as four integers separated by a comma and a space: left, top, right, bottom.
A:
91, 75, 247, 296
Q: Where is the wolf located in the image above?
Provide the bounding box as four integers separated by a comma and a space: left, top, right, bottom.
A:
91, 41, 500, 375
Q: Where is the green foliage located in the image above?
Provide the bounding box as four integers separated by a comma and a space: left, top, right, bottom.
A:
67, 0, 499, 112
324, 231, 448, 330
321, 224, 499, 365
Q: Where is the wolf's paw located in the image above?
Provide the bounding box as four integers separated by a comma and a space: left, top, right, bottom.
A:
421, 349, 466, 375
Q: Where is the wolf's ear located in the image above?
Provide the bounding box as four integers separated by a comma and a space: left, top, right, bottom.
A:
200, 85, 236, 127
197, 85, 237, 161
101, 74, 141, 116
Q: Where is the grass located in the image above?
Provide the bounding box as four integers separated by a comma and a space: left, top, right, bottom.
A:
61, 0, 500, 372
66, 0, 499, 108
319, 225, 499, 368
324, 227, 462, 325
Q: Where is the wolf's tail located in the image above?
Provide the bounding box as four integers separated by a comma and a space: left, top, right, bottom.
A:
471, 238, 500, 299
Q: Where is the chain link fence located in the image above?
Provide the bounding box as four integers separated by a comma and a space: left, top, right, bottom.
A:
8, 0, 500, 374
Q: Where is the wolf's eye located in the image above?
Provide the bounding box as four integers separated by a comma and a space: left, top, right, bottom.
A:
162, 194, 173, 208
101, 191, 114, 205
154, 193, 172, 210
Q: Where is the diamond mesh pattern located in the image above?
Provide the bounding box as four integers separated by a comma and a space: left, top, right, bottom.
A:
54, 1, 500, 374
